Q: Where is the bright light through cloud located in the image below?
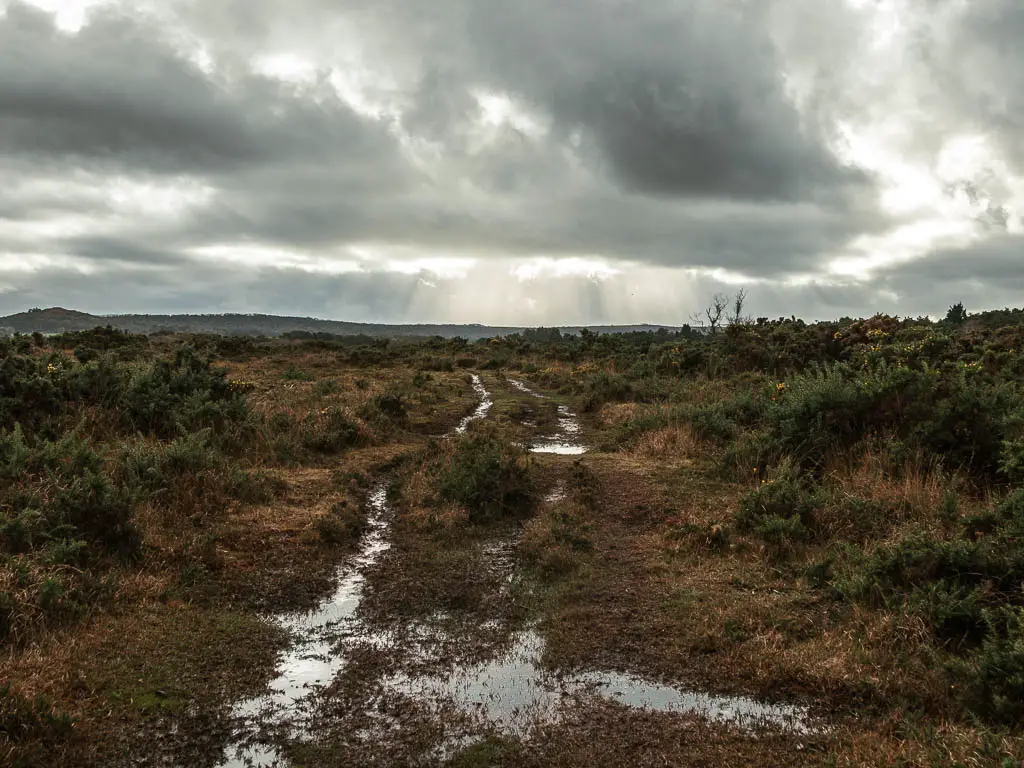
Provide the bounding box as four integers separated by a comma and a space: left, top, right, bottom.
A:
10, 0, 107, 30
252, 52, 318, 84
191, 245, 364, 275
3, 0, 1024, 322
512, 258, 619, 282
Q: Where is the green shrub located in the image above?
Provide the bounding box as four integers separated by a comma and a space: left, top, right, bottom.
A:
577, 371, 634, 413
0, 683, 73, 743
687, 403, 737, 442
953, 606, 1024, 723
49, 470, 140, 559
436, 429, 534, 522
819, 487, 1024, 721
360, 392, 407, 425
281, 366, 314, 381
302, 408, 364, 455
736, 464, 822, 534
755, 515, 811, 559
314, 500, 367, 545
312, 379, 340, 396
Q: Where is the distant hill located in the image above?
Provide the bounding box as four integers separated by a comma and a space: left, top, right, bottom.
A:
0, 307, 677, 339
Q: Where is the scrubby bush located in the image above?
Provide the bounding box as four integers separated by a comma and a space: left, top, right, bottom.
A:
301, 407, 364, 454
315, 500, 368, 545
312, 378, 340, 396
360, 391, 407, 425
816, 487, 1024, 721
0, 683, 73, 744
436, 428, 534, 522
736, 464, 822, 533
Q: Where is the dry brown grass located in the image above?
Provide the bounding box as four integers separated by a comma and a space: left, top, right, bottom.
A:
628, 424, 703, 462
597, 402, 638, 427
825, 445, 950, 523
2, 348, 476, 766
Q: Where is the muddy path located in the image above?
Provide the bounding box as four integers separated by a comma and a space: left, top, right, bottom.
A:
213, 373, 828, 767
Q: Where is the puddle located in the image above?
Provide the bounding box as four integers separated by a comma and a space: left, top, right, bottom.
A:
218, 373, 814, 766
385, 631, 555, 734
544, 484, 567, 504
571, 670, 814, 733
455, 374, 492, 434
530, 405, 588, 455
509, 378, 546, 398
508, 379, 588, 454
218, 486, 393, 767
383, 630, 816, 736
531, 442, 588, 455
219, 375, 496, 766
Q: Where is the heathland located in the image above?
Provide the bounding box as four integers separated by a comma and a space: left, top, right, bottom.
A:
4, 306, 1024, 766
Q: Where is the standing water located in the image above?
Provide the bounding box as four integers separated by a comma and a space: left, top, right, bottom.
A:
217, 374, 817, 766
384, 629, 816, 736
218, 486, 393, 767
455, 374, 492, 434
509, 379, 588, 455
218, 373, 495, 766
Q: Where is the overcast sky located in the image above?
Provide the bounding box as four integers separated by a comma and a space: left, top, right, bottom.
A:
0, 0, 1021, 325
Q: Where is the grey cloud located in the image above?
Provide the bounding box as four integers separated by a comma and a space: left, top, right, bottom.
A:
158, 0, 870, 202
880, 234, 1024, 286
0, 256, 979, 326
59, 236, 194, 268
2, 0, 1022, 323
0, 2, 409, 179
368, 0, 869, 202
477, 1, 866, 201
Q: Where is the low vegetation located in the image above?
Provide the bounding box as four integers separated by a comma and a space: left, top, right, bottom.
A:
6, 302, 1024, 765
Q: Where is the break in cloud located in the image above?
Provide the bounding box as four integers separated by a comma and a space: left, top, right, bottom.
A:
0, 0, 1021, 325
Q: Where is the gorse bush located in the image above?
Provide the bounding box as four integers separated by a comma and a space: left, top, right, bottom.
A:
436, 427, 534, 522
301, 407, 365, 454
1, 428, 139, 560
0, 340, 264, 646
761, 361, 1021, 477
360, 391, 407, 425
736, 463, 822, 534
818, 487, 1024, 721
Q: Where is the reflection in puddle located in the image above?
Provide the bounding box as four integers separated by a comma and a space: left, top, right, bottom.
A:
544, 484, 566, 504
531, 405, 587, 455
456, 374, 492, 433
384, 630, 816, 736
385, 631, 554, 733
531, 442, 588, 455
509, 380, 589, 455
572, 669, 814, 733
509, 378, 546, 398
218, 486, 393, 767
220, 372, 815, 767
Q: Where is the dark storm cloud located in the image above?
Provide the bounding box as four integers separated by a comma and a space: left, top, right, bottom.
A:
156, 0, 873, 200
880, 233, 1024, 287
0, 2, 409, 179
2, 0, 1023, 322
59, 235, 193, 268
459, 0, 868, 202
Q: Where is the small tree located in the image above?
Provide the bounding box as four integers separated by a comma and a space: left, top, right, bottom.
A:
693, 293, 728, 336
946, 302, 968, 325
729, 288, 749, 326
692, 291, 748, 335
